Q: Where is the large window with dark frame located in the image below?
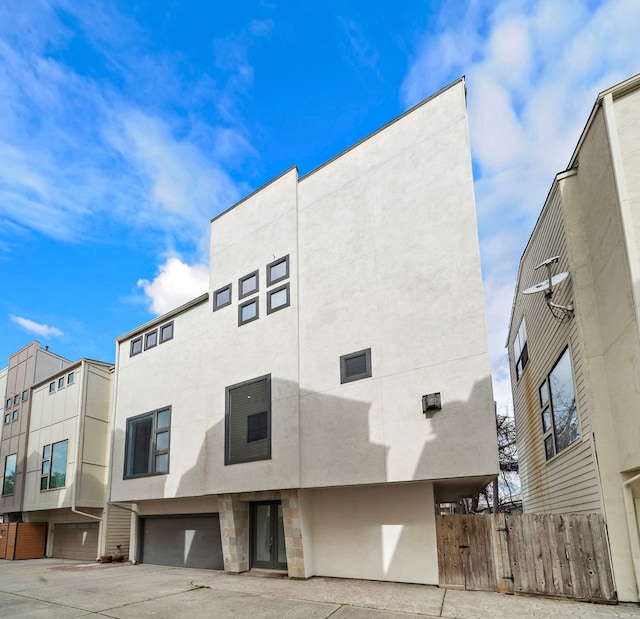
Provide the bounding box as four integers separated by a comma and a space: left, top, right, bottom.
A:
40, 439, 69, 490
513, 317, 528, 379
540, 347, 580, 460
225, 375, 271, 465
3, 453, 17, 495
124, 407, 171, 478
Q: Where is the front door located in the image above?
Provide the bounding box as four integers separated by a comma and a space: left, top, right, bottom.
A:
250, 501, 287, 570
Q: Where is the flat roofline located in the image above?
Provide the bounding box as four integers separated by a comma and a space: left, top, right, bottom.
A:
116, 292, 209, 343
32, 359, 114, 390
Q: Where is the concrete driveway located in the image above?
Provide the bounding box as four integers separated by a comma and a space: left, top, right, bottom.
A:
1, 559, 639, 618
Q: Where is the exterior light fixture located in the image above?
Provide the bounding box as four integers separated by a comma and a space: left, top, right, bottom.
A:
422, 392, 441, 415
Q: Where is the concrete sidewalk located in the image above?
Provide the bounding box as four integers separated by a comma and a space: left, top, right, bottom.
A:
0, 559, 639, 618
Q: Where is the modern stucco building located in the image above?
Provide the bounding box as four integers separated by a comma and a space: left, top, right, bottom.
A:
109, 77, 499, 584
507, 73, 640, 602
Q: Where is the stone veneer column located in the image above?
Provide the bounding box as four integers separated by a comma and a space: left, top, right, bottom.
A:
281, 489, 306, 578
217, 495, 249, 573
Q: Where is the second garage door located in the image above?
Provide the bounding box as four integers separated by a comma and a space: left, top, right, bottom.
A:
140, 514, 223, 570
52, 522, 100, 561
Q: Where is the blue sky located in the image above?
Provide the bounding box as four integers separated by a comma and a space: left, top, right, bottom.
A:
1, 0, 639, 413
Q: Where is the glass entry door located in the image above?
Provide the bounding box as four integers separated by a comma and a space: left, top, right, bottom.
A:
250, 501, 287, 570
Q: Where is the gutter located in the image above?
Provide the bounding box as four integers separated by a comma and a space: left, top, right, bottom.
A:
622, 472, 640, 603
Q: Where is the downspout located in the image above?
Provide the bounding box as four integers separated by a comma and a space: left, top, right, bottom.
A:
623, 472, 640, 603
72, 360, 102, 524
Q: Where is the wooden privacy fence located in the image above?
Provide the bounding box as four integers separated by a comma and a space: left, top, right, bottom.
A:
437, 513, 616, 603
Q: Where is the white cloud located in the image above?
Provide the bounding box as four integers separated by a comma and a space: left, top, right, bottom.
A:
401, 0, 640, 414
137, 257, 209, 316
11, 315, 63, 338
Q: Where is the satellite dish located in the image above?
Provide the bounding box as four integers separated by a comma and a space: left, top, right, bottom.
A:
523, 271, 569, 295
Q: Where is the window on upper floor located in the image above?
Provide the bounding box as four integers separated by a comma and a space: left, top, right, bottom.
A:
145, 329, 158, 350
58, 377, 65, 389
238, 297, 259, 326
513, 317, 529, 380
239, 270, 259, 299
159, 322, 174, 343
267, 255, 289, 286
67, 373, 74, 385
12, 410, 18, 422
267, 283, 290, 314
49, 382, 55, 394
13, 394, 19, 406
130, 337, 142, 356
213, 284, 232, 311
40, 440, 69, 490
124, 407, 171, 478
225, 375, 271, 465
540, 347, 580, 460
3, 413, 9, 425
340, 348, 372, 384
22, 390, 28, 401
3, 453, 17, 495
5, 399, 10, 409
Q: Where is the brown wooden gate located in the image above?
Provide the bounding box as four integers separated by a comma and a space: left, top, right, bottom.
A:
0, 523, 47, 560
437, 513, 616, 603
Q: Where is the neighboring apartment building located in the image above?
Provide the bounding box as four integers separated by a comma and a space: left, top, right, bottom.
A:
507, 73, 640, 602
110, 77, 499, 585
0, 344, 131, 561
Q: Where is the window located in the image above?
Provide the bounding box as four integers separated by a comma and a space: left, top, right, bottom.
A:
267, 283, 290, 314
513, 317, 528, 379
58, 377, 65, 389
540, 347, 580, 460
67, 373, 74, 385
239, 270, 259, 299
131, 337, 143, 356
13, 394, 19, 406
49, 382, 56, 394
267, 255, 289, 286
213, 284, 232, 311
226, 375, 271, 465
159, 322, 173, 343
2, 454, 16, 495
145, 329, 158, 350
12, 410, 18, 422
3, 414, 9, 425
340, 348, 372, 384
124, 407, 171, 478
22, 390, 28, 401
238, 297, 259, 326
40, 440, 68, 490
5, 399, 10, 409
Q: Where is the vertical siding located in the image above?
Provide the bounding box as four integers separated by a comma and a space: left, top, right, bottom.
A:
508, 181, 602, 515
105, 504, 132, 556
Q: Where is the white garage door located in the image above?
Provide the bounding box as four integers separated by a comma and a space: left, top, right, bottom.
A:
52, 522, 100, 561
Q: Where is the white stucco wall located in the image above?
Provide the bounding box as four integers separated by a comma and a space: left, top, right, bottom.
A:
302, 482, 438, 584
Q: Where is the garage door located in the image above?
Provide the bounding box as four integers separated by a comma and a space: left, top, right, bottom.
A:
52, 522, 100, 561
140, 514, 223, 570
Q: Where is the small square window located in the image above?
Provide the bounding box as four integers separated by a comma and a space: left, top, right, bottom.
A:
3, 414, 9, 425
145, 330, 158, 350
49, 382, 56, 394
13, 395, 19, 406
67, 373, 74, 385
238, 298, 259, 326
12, 410, 18, 422
5, 399, 10, 409
267, 283, 290, 314
239, 270, 259, 299
58, 377, 65, 389
340, 348, 372, 384
160, 322, 174, 343
267, 255, 289, 286
213, 284, 232, 311
131, 337, 143, 356
22, 390, 28, 401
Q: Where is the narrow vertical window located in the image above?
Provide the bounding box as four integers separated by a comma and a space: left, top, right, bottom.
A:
513, 317, 528, 379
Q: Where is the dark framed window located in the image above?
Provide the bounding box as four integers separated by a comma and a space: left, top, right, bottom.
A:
12, 410, 18, 422
213, 284, 232, 311
340, 348, 372, 384
22, 390, 28, 401
267, 255, 289, 286
131, 337, 143, 356
49, 382, 56, 394
145, 329, 158, 350
238, 297, 259, 326
40, 440, 68, 490
3, 414, 9, 425
540, 347, 580, 460
225, 375, 271, 465
513, 317, 528, 380
3, 453, 16, 495
124, 407, 171, 478
267, 283, 290, 314
58, 377, 65, 389
159, 322, 174, 343
13, 394, 19, 406
67, 373, 74, 385
239, 270, 259, 299
5, 399, 10, 409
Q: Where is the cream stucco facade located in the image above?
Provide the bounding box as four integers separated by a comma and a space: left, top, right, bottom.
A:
110, 78, 498, 584
507, 73, 640, 603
